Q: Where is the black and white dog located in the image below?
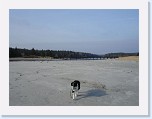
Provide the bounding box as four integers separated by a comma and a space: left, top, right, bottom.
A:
70, 80, 80, 99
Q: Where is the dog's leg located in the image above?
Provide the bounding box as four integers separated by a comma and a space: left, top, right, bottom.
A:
72, 92, 75, 100
70, 89, 73, 98
74, 91, 77, 98
75, 88, 78, 97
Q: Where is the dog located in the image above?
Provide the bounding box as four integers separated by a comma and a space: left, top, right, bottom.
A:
70, 80, 80, 99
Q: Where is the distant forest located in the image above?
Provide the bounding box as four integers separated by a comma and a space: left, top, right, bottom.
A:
9, 47, 139, 59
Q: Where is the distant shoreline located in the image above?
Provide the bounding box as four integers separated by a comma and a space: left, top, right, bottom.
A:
9, 58, 65, 61
9, 57, 103, 61
9, 56, 139, 62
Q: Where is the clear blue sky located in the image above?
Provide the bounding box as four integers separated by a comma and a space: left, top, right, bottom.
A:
9, 9, 139, 54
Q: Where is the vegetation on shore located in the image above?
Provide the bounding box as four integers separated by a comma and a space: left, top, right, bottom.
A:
9, 47, 139, 59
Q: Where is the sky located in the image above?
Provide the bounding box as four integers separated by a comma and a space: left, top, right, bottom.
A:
9, 9, 139, 55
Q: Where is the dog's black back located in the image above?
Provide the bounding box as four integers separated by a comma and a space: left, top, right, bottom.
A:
71, 80, 80, 90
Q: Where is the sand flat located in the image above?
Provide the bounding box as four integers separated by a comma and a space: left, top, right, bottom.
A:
118, 56, 139, 61
9, 59, 139, 106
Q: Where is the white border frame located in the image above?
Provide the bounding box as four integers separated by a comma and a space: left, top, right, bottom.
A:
0, 0, 148, 116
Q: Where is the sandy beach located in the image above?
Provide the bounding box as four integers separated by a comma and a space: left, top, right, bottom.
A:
9, 58, 139, 106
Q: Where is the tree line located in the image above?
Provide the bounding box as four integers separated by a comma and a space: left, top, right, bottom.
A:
9, 47, 139, 59
103, 52, 139, 59
9, 47, 100, 59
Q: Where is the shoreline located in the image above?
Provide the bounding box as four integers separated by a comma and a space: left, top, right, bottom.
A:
9, 56, 139, 62
9, 58, 105, 61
